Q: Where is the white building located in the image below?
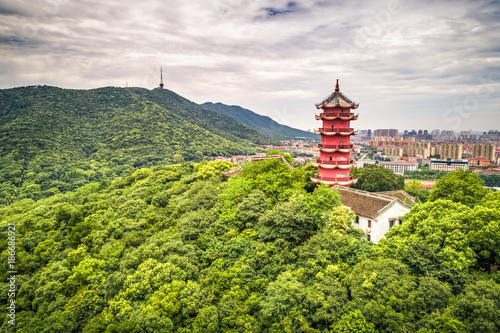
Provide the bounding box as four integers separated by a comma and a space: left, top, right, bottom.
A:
380, 161, 418, 175
334, 186, 415, 244
429, 159, 469, 172
354, 159, 377, 168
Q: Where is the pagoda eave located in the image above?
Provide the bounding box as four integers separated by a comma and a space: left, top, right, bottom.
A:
315, 114, 359, 121
313, 147, 357, 153
311, 163, 353, 169
314, 129, 359, 136
311, 177, 358, 186
315, 103, 359, 110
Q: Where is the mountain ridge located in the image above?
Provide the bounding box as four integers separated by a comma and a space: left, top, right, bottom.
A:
0, 85, 276, 204
201, 102, 318, 141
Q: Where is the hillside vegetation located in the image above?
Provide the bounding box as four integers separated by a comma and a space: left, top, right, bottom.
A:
202, 102, 317, 140
0, 162, 499, 332
0, 86, 276, 205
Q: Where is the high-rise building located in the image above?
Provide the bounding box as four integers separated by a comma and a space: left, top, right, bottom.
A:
472, 143, 496, 163
312, 80, 358, 187
439, 143, 463, 160
384, 146, 403, 156
367, 129, 372, 138
389, 129, 399, 137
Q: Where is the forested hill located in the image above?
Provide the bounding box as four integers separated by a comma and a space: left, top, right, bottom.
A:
202, 102, 318, 140
0, 85, 275, 204
0, 160, 499, 332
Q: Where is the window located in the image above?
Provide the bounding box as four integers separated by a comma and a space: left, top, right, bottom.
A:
389, 220, 395, 229
368, 220, 372, 228
329, 156, 332, 161
355, 216, 359, 224
367, 234, 371, 241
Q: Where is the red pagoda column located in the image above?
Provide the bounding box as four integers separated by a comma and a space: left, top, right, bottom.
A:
312, 80, 359, 187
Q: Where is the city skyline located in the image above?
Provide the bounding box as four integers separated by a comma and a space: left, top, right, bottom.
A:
1, 0, 499, 132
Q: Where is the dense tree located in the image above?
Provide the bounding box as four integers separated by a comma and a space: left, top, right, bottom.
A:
330, 310, 377, 333
466, 192, 500, 272
257, 198, 316, 246
379, 200, 475, 291
428, 169, 488, 206
351, 164, 404, 192
0, 157, 499, 332
404, 179, 430, 203
451, 280, 500, 333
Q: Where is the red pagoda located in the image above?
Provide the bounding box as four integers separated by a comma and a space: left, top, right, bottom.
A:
312, 80, 359, 187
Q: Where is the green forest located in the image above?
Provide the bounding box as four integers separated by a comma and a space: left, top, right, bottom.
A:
0, 86, 276, 205
404, 169, 500, 187
1, 157, 499, 332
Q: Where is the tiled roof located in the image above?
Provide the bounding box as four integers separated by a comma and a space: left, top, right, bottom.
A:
375, 190, 417, 205
333, 186, 412, 219
316, 80, 359, 109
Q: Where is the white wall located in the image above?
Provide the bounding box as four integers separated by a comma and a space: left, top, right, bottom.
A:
351, 202, 411, 244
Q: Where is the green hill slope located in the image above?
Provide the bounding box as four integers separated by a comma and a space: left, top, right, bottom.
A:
202, 102, 318, 140
0, 86, 274, 205
131, 88, 275, 146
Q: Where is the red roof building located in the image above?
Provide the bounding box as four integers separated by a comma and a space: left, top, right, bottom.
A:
465, 157, 490, 167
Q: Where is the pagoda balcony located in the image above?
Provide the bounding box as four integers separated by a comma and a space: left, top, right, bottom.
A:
314, 128, 359, 136
313, 174, 354, 182
319, 128, 355, 132
311, 159, 354, 169
323, 111, 354, 116
315, 112, 358, 121
311, 174, 358, 186
318, 144, 354, 149
316, 159, 354, 165
313, 144, 359, 153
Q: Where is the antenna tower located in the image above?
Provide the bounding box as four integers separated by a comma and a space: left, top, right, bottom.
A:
159, 67, 164, 89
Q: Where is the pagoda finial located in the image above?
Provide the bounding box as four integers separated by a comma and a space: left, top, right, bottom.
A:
335, 79, 339, 92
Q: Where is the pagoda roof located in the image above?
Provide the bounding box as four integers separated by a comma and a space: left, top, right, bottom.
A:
316, 80, 359, 109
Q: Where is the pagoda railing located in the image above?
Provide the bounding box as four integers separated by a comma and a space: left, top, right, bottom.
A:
318, 128, 356, 132
316, 159, 354, 165
319, 112, 355, 117
318, 144, 354, 149
314, 174, 353, 182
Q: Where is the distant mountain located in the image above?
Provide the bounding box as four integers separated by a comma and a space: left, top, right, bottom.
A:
201, 102, 318, 141
0, 86, 276, 204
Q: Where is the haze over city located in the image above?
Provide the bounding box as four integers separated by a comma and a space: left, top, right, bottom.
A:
1, 0, 499, 131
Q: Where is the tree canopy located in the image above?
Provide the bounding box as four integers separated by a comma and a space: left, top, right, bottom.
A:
428, 169, 488, 206
0, 155, 499, 332
351, 164, 405, 192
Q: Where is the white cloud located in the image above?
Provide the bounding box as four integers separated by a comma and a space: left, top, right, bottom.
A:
0, 0, 499, 131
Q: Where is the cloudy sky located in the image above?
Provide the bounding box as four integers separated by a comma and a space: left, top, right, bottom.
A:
1, 0, 499, 132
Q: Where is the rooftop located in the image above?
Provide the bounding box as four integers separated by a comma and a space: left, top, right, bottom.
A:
333, 185, 413, 219
316, 79, 359, 109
